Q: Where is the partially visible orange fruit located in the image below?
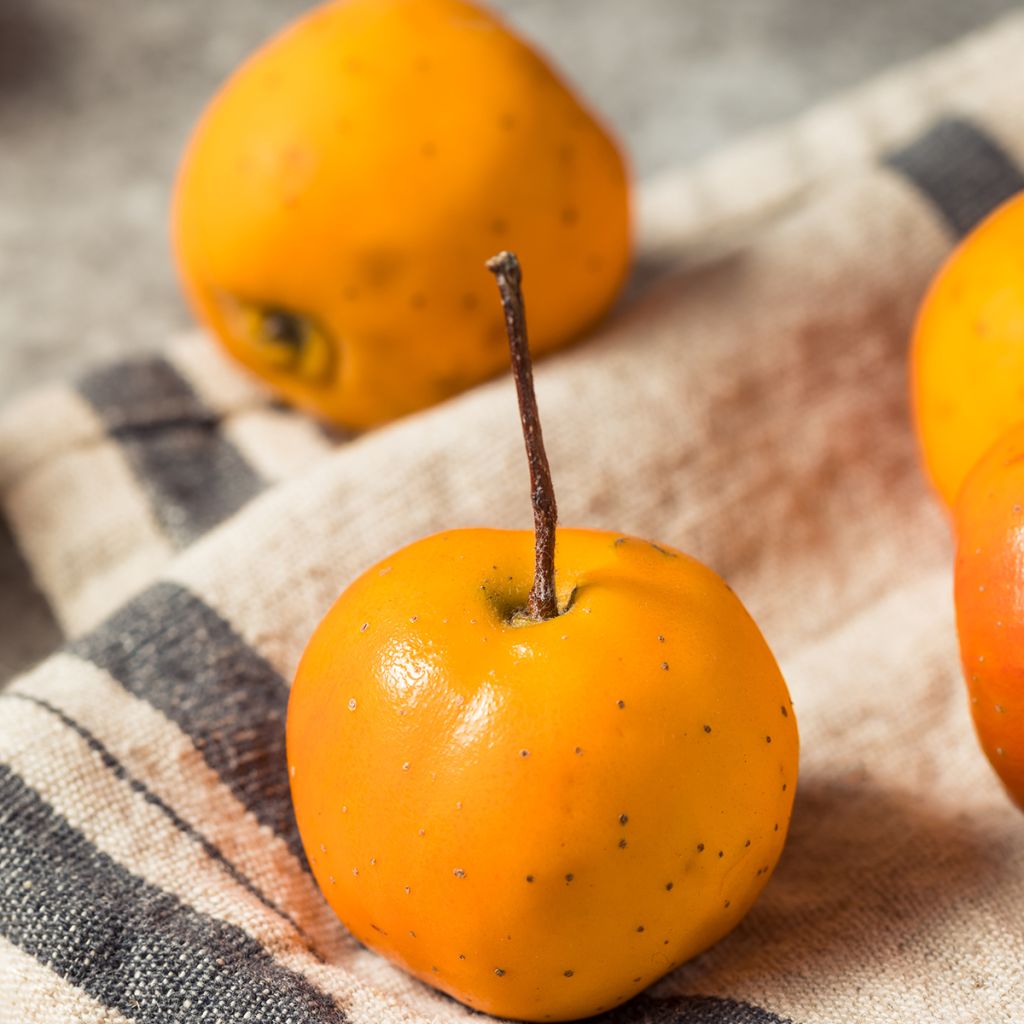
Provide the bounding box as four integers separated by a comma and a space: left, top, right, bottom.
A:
911, 191, 1024, 507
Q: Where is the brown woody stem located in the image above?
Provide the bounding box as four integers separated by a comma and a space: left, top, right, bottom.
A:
486, 250, 559, 621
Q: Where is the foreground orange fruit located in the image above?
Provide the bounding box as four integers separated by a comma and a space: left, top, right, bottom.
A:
286, 253, 797, 1021
911, 191, 1024, 507
172, 0, 630, 429
288, 529, 797, 1020
954, 421, 1024, 810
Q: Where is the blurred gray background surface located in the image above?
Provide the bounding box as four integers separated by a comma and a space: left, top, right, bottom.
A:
1, 0, 1022, 402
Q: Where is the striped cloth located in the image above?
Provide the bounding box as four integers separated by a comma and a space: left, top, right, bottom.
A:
3, 12, 1024, 1023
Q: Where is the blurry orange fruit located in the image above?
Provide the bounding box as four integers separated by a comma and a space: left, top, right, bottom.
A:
911, 191, 1024, 507
171, 0, 631, 429
953, 421, 1024, 809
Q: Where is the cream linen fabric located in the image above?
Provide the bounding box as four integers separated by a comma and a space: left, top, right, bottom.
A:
2, 13, 1024, 1024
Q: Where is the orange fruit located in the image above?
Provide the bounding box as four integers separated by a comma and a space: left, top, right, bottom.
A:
911, 191, 1024, 507
287, 528, 798, 1020
953, 421, 1024, 809
172, 0, 630, 430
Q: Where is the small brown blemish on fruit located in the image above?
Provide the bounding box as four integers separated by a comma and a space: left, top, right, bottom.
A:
453, 868, 465, 878
636, 925, 645, 933
360, 622, 368, 633
418, 828, 426, 837
619, 813, 629, 825
658, 634, 665, 642
494, 967, 506, 977
766, 736, 772, 744
718, 850, 724, 858
617, 700, 626, 709
370, 922, 386, 934
525, 875, 534, 883
665, 882, 674, 891
347, 698, 357, 711
781, 783, 787, 792
458, 953, 466, 960
520, 749, 529, 758
575, 746, 583, 755
724, 900, 731, 909
661, 662, 670, 671
409, 930, 416, 938
774, 823, 779, 832
352, 868, 359, 877
996, 704, 1006, 713
403, 762, 411, 772
704, 724, 712, 734
781, 706, 788, 717
410, 615, 419, 623
565, 873, 574, 883
404, 886, 411, 894
618, 839, 628, 849
614, 537, 627, 547
697, 843, 705, 853
561, 207, 579, 226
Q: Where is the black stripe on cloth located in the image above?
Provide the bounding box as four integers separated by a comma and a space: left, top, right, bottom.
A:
0, 511, 63, 684
601, 994, 792, 1023
78, 356, 264, 547
0, 764, 344, 1023
884, 116, 1024, 238
69, 581, 304, 863
6, 691, 319, 956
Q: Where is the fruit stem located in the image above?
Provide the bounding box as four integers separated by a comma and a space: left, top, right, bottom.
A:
486, 250, 559, 621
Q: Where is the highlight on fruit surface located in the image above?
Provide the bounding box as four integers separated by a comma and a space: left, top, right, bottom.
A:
172, 0, 631, 430
911, 190, 1024, 508
286, 251, 798, 1021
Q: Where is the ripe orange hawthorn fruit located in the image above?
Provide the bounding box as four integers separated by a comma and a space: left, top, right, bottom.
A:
172, 0, 631, 430
953, 420, 1024, 810
286, 252, 798, 1021
911, 191, 1024, 508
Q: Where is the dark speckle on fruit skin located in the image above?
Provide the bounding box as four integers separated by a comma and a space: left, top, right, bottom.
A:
696, 843, 705, 853
619, 814, 628, 825
704, 724, 712, 734
494, 968, 505, 977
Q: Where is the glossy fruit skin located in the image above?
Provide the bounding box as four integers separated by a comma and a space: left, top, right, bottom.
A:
954, 422, 1024, 810
172, 0, 631, 430
911, 191, 1024, 507
287, 528, 798, 1021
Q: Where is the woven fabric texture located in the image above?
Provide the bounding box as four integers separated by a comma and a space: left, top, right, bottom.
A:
3, 13, 1024, 1024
